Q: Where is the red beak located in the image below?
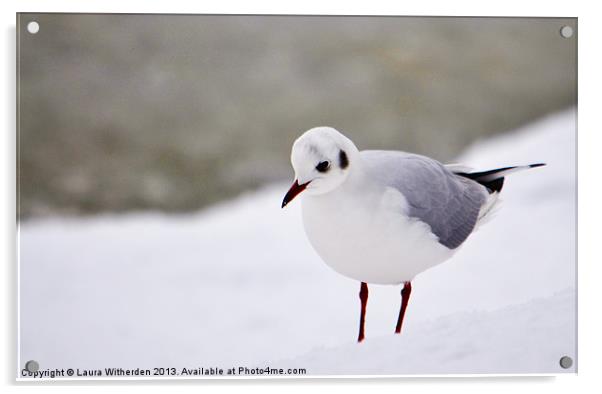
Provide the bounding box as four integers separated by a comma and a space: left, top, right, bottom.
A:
281, 180, 309, 208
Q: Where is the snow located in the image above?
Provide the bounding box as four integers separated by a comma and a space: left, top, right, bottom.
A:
18, 109, 576, 377
280, 289, 575, 375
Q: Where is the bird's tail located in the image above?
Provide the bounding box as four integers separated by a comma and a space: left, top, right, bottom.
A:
453, 163, 546, 194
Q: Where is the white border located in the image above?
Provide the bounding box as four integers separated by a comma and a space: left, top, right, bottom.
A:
3, 0, 601, 392
12, 372, 570, 383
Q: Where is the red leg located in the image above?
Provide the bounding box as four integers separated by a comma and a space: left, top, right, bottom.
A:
357, 282, 369, 343
395, 281, 412, 334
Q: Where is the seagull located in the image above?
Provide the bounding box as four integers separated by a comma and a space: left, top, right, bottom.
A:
281, 127, 544, 342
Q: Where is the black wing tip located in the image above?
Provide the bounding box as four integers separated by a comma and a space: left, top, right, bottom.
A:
485, 177, 505, 194
529, 163, 546, 168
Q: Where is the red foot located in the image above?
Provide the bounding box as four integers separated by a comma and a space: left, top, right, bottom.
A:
395, 281, 412, 334
357, 282, 368, 342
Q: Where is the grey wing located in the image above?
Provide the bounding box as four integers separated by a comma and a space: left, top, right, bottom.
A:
361, 150, 488, 249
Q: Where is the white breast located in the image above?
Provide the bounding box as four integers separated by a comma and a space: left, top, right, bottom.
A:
301, 183, 454, 285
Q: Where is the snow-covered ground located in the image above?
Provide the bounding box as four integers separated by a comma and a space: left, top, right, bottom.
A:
18, 109, 576, 377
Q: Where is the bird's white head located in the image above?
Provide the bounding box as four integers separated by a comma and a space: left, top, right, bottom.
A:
282, 127, 359, 208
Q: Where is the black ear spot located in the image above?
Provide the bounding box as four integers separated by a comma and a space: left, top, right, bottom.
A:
339, 150, 349, 169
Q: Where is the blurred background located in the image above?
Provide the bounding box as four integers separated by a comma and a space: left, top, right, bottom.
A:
17, 15, 576, 218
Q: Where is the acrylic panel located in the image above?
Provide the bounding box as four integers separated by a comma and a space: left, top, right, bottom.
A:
16, 14, 577, 380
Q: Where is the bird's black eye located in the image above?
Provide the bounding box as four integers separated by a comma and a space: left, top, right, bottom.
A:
316, 161, 330, 173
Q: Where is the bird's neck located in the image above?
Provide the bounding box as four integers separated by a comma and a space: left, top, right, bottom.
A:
342, 154, 370, 190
